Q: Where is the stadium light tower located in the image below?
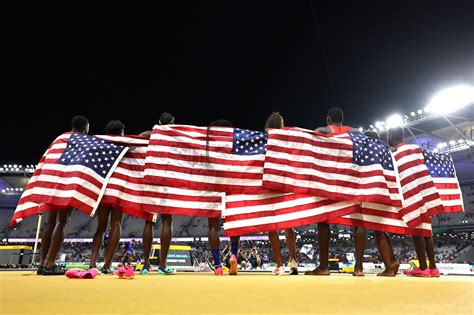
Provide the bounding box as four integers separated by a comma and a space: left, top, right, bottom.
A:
385, 114, 404, 129
424, 85, 474, 114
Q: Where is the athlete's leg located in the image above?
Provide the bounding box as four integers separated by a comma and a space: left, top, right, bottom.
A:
142, 220, 154, 269
40, 211, 57, 266
208, 218, 222, 270
285, 228, 297, 260
353, 226, 366, 276
159, 214, 172, 269
103, 208, 122, 269
44, 209, 72, 267
268, 230, 283, 267
425, 237, 437, 269
385, 233, 399, 274
305, 223, 330, 275
375, 231, 396, 276
89, 206, 110, 268
412, 236, 428, 270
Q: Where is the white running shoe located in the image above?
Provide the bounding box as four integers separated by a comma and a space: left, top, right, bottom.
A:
272, 266, 285, 275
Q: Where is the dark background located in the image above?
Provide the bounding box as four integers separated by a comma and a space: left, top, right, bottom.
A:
1, 1, 473, 163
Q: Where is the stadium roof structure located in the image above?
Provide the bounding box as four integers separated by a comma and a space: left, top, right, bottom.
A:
363, 86, 474, 184
401, 105, 474, 184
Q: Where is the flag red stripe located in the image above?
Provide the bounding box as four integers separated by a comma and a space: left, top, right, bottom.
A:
264, 168, 398, 191
224, 206, 358, 236
148, 139, 233, 154
265, 156, 397, 181
146, 151, 263, 167
262, 180, 399, 206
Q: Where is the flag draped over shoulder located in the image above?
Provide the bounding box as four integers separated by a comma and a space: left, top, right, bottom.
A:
9, 133, 68, 227
10, 133, 128, 227
327, 145, 460, 237
421, 147, 464, 213
11, 125, 464, 233
144, 125, 272, 194
392, 144, 444, 227
99, 135, 223, 219
262, 128, 402, 207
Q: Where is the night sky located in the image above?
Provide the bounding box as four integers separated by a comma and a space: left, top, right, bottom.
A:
2, 1, 473, 163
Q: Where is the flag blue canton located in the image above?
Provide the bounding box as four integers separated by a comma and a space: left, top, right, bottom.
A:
232, 128, 267, 155
421, 148, 455, 178
349, 131, 394, 170
59, 133, 126, 177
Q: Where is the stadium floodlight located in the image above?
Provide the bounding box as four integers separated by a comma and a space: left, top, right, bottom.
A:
437, 143, 446, 149
425, 85, 474, 114
375, 121, 385, 131
458, 139, 465, 144
410, 112, 415, 117
385, 114, 404, 129
433, 148, 439, 153
417, 109, 423, 114
358, 127, 364, 132
449, 140, 456, 146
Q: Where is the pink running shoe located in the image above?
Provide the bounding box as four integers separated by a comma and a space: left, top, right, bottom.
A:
115, 266, 135, 279
65, 269, 82, 279
229, 255, 238, 275
412, 268, 431, 277
429, 268, 440, 277
65, 268, 98, 279
214, 266, 223, 276
80, 269, 98, 279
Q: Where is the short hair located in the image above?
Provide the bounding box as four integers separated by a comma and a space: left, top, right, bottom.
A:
210, 119, 232, 127
364, 130, 380, 140
387, 126, 404, 145
159, 113, 175, 125
264, 112, 284, 130
71, 115, 89, 132
327, 107, 344, 124
104, 120, 125, 135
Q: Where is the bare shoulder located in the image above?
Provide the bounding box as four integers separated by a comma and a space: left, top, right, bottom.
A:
315, 127, 331, 134
139, 131, 152, 137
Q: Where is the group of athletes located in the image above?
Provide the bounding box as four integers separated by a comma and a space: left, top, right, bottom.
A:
35, 108, 440, 278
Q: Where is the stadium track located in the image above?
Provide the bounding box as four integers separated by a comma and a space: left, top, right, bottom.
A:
1, 272, 472, 314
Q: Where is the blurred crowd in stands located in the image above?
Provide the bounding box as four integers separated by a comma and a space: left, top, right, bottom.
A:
2, 231, 472, 266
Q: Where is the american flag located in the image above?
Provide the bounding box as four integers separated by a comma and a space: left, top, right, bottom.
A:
421, 148, 464, 213
391, 144, 444, 227
223, 193, 359, 236
326, 146, 462, 237
144, 125, 272, 194
262, 128, 402, 207
100, 135, 223, 219
10, 133, 128, 227
9, 134, 64, 227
